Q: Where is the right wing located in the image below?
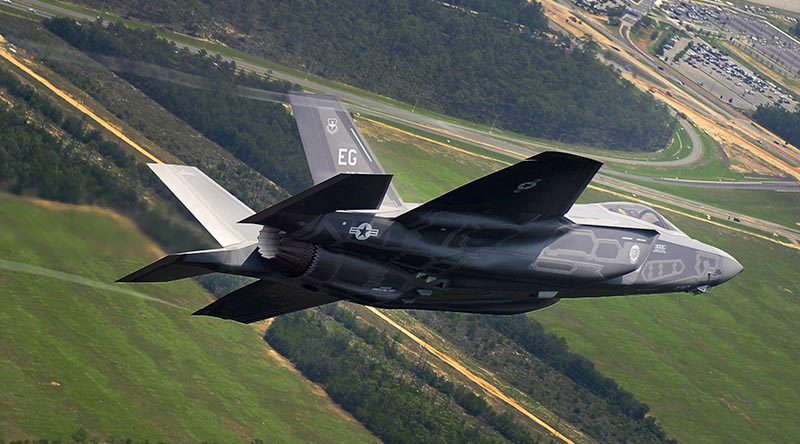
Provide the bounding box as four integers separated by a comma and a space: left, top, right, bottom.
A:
289, 92, 403, 208
193, 279, 340, 323
396, 151, 602, 227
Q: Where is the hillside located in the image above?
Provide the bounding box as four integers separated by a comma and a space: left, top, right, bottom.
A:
0, 13, 290, 212
68, 0, 675, 152
360, 122, 800, 444
0, 193, 377, 443
4, 7, 792, 443
43, 18, 313, 194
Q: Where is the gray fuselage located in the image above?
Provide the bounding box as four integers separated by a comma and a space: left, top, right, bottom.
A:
268, 202, 742, 313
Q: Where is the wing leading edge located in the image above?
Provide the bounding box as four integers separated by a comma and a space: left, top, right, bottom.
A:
396, 151, 602, 226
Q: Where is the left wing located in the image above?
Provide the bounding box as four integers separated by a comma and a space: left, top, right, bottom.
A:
193, 279, 340, 323
289, 92, 403, 208
396, 151, 602, 227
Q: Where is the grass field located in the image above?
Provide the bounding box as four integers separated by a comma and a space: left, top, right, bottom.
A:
0, 194, 377, 443
361, 123, 800, 444
361, 119, 504, 202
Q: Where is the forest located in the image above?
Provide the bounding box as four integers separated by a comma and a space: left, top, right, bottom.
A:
0, 15, 675, 443
0, 65, 207, 252
266, 306, 536, 444
44, 18, 313, 194
414, 312, 675, 443
752, 105, 800, 148
71, 0, 676, 151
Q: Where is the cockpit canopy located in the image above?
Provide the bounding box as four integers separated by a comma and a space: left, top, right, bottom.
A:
599, 202, 682, 233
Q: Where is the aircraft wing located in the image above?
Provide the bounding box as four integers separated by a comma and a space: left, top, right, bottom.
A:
289, 92, 403, 208
193, 279, 340, 323
396, 151, 602, 227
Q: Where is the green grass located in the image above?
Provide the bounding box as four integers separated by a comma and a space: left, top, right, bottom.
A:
365, 130, 800, 444
361, 120, 506, 202
28, 0, 682, 164
359, 115, 520, 164
0, 194, 377, 443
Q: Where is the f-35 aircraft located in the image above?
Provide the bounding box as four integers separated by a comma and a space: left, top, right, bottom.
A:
119, 93, 743, 323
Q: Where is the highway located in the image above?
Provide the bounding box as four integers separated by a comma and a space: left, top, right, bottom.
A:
5, 0, 800, 245
604, 169, 800, 191
2, 14, 799, 440
543, 0, 800, 173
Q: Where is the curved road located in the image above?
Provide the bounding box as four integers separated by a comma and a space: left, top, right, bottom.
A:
6, 1, 799, 239
6, 0, 723, 171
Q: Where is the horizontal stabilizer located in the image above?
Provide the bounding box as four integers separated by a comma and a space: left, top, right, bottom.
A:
241, 173, 392, 231
149, 164, 260, 247
117, 243, 262, 282
193, 280, 340, 323
396, 151, 601, 226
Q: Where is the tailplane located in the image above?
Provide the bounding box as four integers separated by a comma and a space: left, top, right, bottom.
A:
149, 164, 260, 247
193, 279, 339, 323
117, 242, 264, 283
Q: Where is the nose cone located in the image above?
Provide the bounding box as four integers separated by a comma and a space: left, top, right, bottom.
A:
719, 255, 744, 283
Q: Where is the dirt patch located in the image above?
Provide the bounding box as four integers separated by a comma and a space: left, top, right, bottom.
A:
718, 397, 752, 422
720, 142, 787, 178
257, 332, 368, 428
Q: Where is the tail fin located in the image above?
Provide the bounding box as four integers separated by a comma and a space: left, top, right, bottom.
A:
240, 173, 392, 231
149, 164, 260, 247
117, 243, 264, 283
289, 92, 404, 208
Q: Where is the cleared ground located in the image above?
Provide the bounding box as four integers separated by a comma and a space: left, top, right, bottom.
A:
0, 194, 377, 443
362, 122, 800, 444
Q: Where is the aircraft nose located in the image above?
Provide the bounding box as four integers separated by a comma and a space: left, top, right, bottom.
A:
719, 255, 744, 283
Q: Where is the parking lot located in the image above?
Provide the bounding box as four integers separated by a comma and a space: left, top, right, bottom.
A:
663, 37, 798, 111
660, 1, 800, 79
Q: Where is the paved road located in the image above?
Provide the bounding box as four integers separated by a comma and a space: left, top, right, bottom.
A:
598, 174, 800, 244
7, 0, 800, 244
13, 0, 710, 171
742, 0, 800, 14
604, 169, 800, 191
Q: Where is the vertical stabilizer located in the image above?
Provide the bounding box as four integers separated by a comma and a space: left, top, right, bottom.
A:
289, 92, 403, 208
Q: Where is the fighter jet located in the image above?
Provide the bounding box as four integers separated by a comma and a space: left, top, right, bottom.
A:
119, 93, 743, 323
